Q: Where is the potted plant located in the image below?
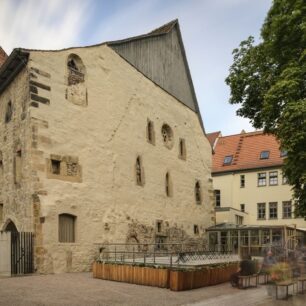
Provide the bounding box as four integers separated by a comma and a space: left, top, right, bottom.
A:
266, 263, 291, 298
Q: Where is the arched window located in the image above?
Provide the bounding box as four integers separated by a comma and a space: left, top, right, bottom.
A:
161, 124, 174, 149
67, 54, 85, 86
165, 172, 173, 197
135, 156, 144, 186
179, 138, 186, 160
147, 120, 155, 144
195, 180, 202, 205
59, 214, 76, 242
5, 101, 12, 123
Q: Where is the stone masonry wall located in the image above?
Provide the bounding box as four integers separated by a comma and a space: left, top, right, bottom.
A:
3, 44, 214, 273
0, 68, 34, 232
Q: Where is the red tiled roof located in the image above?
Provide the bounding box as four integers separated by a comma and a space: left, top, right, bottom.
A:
206, 131, 221, 149
212, 131, 284, 173
0, 47, 8, 67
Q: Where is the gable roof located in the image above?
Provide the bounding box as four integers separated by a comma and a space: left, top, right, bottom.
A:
211, 131, 285, 174
206, 131, 221, 149
0, 20, 205, 133
108, 20, 204, 132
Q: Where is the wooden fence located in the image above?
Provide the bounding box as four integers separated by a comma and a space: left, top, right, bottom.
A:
93, 262, 169, 288
169, 263, 238, 291
93, 262, 239, 291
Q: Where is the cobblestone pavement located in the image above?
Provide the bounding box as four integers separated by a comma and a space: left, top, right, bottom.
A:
0, 273, 305, 306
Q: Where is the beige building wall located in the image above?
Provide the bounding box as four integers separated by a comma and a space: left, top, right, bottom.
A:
213, 168, 306, 228
0, 44, 214, 273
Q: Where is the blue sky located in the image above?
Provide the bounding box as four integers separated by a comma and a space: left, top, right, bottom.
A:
0, 0, 272, 135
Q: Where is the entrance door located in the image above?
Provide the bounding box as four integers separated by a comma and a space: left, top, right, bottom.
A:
1, 220, 34, 275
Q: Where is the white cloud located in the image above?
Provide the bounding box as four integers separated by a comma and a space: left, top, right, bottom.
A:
0, 0, 92, 54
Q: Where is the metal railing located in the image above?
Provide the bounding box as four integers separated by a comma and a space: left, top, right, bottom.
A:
96, 243, 238, 268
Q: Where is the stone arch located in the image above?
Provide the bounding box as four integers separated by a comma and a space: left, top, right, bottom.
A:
67, 53, 86, 85
66, 54, 87, 106
3, 219, 18, 232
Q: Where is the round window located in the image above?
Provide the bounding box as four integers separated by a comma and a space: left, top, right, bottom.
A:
161, 124, 174, 149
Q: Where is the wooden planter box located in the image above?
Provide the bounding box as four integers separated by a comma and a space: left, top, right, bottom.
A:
93, 262, 169, 288
93, 262, 239, 291
169, 263, 239, 291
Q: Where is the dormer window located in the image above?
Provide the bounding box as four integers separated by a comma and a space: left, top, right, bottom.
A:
260, 151, 270, 159
223, 155, 233, 165
280, 150, 287, 157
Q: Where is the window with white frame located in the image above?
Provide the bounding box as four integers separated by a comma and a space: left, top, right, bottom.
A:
258, 173, 266, 186
214, 190, 221, 207
257, 203, 266, 219
282, 174, 289, 184
283, 201, 292, 219
269, 171, 278, 185
269, 202, 278, 219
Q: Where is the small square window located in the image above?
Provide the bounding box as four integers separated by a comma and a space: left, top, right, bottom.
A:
223, 155, 233, 165
260, 151, 270, 159
51, 159, 61, 175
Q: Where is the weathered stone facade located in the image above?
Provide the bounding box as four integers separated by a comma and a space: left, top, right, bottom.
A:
0, 21, 214, 273
0, 47, 8, 67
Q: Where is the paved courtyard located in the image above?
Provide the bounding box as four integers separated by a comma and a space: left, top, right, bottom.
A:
0, 273, 305, 306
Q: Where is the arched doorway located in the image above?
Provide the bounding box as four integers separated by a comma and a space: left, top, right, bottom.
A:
4, 220, 18, 232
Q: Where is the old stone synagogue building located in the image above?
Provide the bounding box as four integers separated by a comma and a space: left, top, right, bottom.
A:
0, 20, 214, 273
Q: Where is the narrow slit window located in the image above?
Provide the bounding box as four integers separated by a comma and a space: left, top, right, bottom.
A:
14, 150, 22, 184
5, 101, 13, 123
156, 221, 162, 233
195, 181, 202, 205
147, 120, 155, 144
179, 138, 186, 160
165, 172, 172, 197
194, 225, 199, 235
135, 156, 144, 186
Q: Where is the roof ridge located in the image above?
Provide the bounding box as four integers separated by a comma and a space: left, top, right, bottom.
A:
219, 130, 263, 139
148, 19, 178, 35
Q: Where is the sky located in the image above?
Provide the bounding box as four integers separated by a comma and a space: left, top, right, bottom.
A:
0, 0, 272, 136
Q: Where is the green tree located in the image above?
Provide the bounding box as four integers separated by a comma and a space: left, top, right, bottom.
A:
226, 0, 306, 217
